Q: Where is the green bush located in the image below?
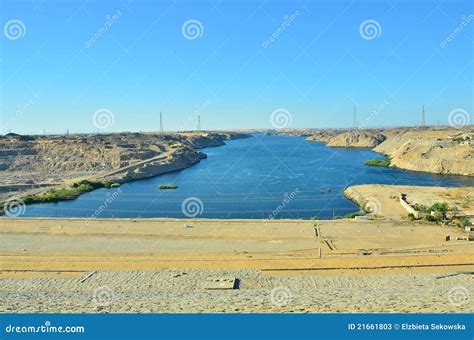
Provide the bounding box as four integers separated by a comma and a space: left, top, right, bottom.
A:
345, 210, 367, 218
24, 187, 82, 204
457, 217, 472, 228
424, 214, 441, 223
23, 180, 121, 205
430, 202, 449, 215
407, 213, 421, 220
332, 211, 367, 219
364, 157, 391, 167
104, 181, 120, 188
72, 180, 104, 190
413, 203, 428, 212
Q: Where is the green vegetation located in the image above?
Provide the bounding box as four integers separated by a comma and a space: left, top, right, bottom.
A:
24, 187, 85, 204
413, 203, 428, 212
104, 180, 121, 188
423, 202, 450, 223
23, 180, 121, 204
345, 210, 367, 218
424, 214, 439, 223
310, 216, 320, 220
407, 213, 421, 221
333, 210, 367, 219
72, 180, 103, 191
159, 184, 178, 190
430, 202, 449, 216
364, 156, 391, 167
457, 217, 472, 228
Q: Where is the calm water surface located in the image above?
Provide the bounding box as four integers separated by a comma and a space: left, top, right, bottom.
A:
20, 134, 474, 219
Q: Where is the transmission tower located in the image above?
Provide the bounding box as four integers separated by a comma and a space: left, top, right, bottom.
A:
197, 114, 201, 131
353, 106, 357, 129
159, 112, 164, 134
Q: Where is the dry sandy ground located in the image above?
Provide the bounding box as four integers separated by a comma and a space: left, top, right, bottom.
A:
345, 185, 474, 220
1, 270, 472, 313
0, 215, 473, 313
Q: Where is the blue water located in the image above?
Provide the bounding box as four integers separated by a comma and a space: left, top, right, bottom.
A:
20, 134, 474, 219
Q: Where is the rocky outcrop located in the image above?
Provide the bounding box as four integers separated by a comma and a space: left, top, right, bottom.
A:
326, 131, 386, 148
307, 129, 386, 147
184, 132, 250, 149
374, 129, 474, 176
103, 147, 207, 183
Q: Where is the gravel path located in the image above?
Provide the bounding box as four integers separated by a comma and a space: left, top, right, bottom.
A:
1, 270, 472, 313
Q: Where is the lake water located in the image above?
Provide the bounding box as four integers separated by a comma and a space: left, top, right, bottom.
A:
19, 134, 474, 219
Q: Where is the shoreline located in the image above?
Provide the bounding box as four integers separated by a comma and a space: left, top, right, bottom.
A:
1, 185, 473, 313
4, 132, 473, 219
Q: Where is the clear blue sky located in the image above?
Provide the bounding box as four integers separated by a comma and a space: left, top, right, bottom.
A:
1, 0, 472, 134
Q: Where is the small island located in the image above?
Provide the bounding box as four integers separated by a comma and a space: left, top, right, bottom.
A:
159, 184, 178, 190
364, 156, 391, 167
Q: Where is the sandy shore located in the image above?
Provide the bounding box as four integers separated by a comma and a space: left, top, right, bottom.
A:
344, 184, 474, 220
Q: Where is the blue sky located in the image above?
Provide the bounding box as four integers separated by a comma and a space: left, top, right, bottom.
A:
1, 0, 472, 133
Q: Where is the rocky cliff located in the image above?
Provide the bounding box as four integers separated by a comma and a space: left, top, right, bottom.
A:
374, 129, 474, 176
